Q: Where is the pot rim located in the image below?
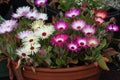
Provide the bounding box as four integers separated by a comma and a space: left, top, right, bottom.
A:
12, 60, 99, 72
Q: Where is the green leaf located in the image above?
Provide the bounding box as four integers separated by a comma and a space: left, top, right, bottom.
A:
95, 39, 107, 52
45, 58, 52, 66
97, 54, 109, 71
0, 16, 5, 24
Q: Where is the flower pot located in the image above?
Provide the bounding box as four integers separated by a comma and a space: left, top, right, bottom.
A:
11, 61, 102, 80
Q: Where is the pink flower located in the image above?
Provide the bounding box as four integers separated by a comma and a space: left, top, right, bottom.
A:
65, 8, 80, 18
51, 34, 69, 47
54, 21, 68, 31
81, 3, 87, 9
0, 20, 18, 34
71, 20, 86, 31
106, 24, 119, 32
76, 37, 87, 48
87, 36, 99, 48
94, 17, 104, 25
39, 49, 46, 55
34, 0, 48, 7
82, 25, 96, 37
67, 42, 80, 52
95, 9, 108, 19
26, 10, 38, 20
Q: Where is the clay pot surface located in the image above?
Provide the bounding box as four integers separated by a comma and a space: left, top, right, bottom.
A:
12, 61, 101, 80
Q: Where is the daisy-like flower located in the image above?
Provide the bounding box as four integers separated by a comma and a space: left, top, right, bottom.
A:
76, 37, 87, 48
36, 13, 48, 21
87, 36, 99, 48
34, 0, 48, 7
34, 24, 55, 39
25, 43, 41, 55
106, 24, 119, 32
12, 13, 21, 19
95, 9, 108, 19
22, 34, 39, 45
82, 25, 96, 37
94, 17, 104, 25
71, 20, 86, 31
51, 34, 69, 47
16, 6, 30, 17
0, 20, 18, 34
67, 42, 80, 52
17, 30, 33, 39
65, 8, 80, 18
31, 20, 44, 30
54, 21, 68, 31
26, 10, 38, 20
16, 47, 30, 58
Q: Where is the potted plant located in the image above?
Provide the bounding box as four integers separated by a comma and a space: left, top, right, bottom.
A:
0, 0, 119, 80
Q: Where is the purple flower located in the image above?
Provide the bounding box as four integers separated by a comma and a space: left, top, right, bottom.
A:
82, 25, 96, 37
54, 21, 68, 31
51, 34, 69, 47
106, 24, 119, 32
71, 20, 86, 31
65, 8, 80, 18
34, 0, 48, 7
76, 37, 87, 48
0, 20, 18, 34
67, 42, 80, 52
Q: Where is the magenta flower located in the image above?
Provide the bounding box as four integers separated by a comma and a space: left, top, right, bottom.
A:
76, 37, 87, 48
34, 0, 48, 7
71, 20, 86, 31
106, 24, 119, 32
51, 34, 69, 47
0, 20, 18, 34
54, 21, 68, 31
65, 8, 80, 18
87, 36, 99, 48
82, 25, 96, 37
67, 42, 80, 52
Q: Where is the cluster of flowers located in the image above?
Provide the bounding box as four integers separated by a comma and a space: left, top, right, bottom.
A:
0, 0, 119, 69
12, 6, 47, 21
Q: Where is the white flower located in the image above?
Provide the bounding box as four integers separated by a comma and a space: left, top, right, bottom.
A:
12, 13, 21, 19
26, 10, 38, 20
82, 25, 96, 37
34, 25, 55, 39
31, 20, 44, 30
17, 30, 33, 39
25, 43, 41, 55
16, 6, 30, 17
16, 47, 30, 58
71, 20, 86, 31
22, 34, 39, 45
36, 13, 48, 21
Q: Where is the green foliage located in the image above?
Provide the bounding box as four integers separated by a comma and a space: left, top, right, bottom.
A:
58, 0, 109, 11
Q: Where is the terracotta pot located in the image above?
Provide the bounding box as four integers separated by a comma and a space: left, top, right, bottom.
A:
11, 61, 102, 80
